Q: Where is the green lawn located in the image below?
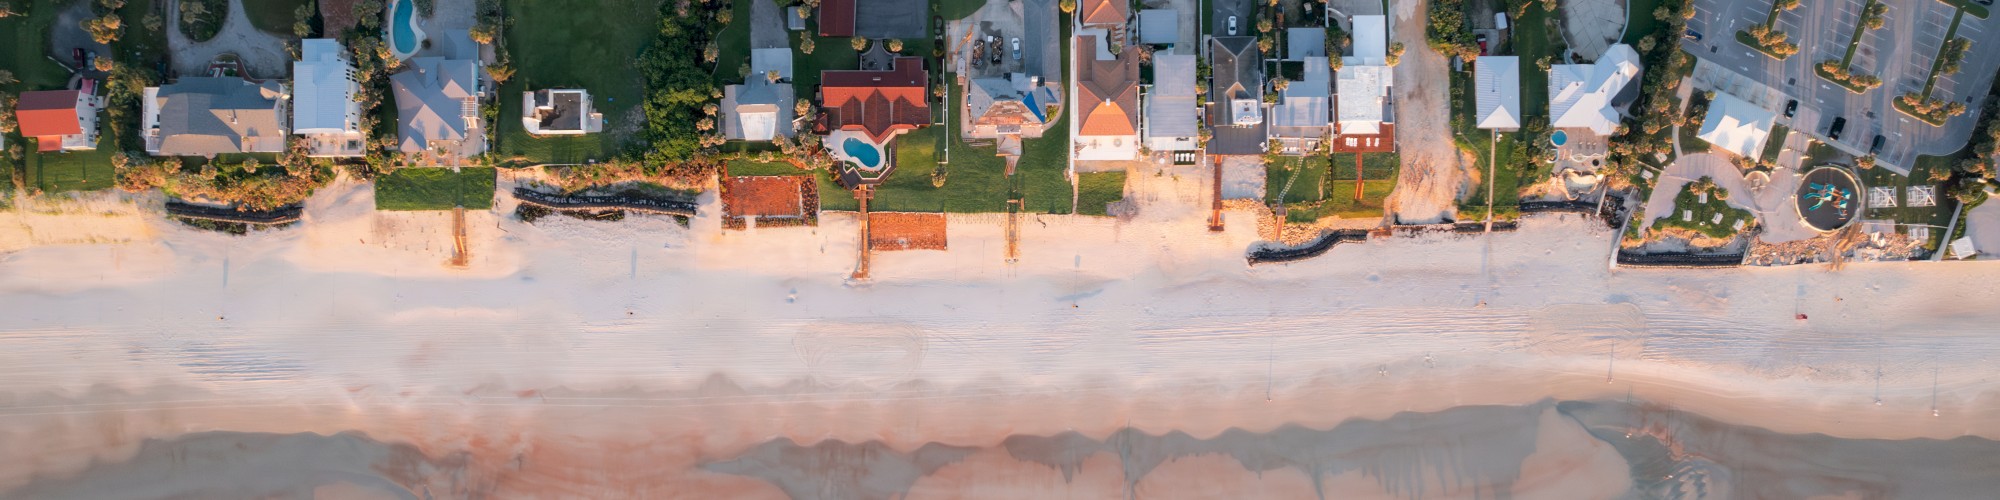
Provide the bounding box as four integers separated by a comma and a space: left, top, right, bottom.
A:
242, 0, 311, 36
491, 0, 662, 166
1760, 123, 1790, 162
861, 57, 1072, 213
1679, 94, 1714, 154
0, 0, 73, 93
1283, 180, 1395, 222
1623, 0, 1666, 44
374, 167, 498, 210
1650, 181, 1753, 239
1456, 131, 1525, 221
1858, 153, 1960, 249
1277, 152, 1399, 222
21, 120, 120, 193
938, 0, 986, 21
1510, 6, 1561, 126
1075, 171, 1127, 216
1267, 157, 1329, 204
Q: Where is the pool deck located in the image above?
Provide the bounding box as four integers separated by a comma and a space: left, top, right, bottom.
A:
386, 0, 427, 61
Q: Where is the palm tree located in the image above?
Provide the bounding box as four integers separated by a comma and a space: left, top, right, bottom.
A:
1059, 0, 1075, 14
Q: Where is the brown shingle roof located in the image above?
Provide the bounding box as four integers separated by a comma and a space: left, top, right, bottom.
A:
1080, 0, 1128, 27
1074, 36, 1140, 137
820, 57, 931, 142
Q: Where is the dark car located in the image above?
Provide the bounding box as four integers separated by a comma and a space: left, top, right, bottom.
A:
1870, 135, 1886, 154
1476, 33, 1488, 55
72, 48, 85, 68
1784, 99, 1798, 118
1829, 117, 1847, 140
1685, 28, 1704, 42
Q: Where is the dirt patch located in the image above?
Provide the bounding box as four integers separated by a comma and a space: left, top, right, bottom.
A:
320, 0, 361, 35
721, 176, 817, 229
1383, 0, 1471, 224
868, 212, 947, 251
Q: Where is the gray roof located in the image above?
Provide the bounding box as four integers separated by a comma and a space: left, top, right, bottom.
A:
390, 57, 480, 153
1207, 36, 1262, 126
1147, 54, 1198, 140
1139, 10, 1178, 45
153, 77, 287, 156
1286, 28, 1325, 61
1270, 57, 1330, 138
722, 80, 796, 141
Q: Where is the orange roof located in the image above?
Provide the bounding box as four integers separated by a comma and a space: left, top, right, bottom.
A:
16, 90, 83, 138
1074, 36, 1140, 137
820, 57, 932, 142
1080, 0, 1128, 26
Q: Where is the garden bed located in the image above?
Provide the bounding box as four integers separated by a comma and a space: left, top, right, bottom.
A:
721, 175, 815, 229
868, 212, 947, 251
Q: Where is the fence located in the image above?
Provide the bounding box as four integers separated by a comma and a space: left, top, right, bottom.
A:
512, 188, 699, 216
1247, 229, 1370, 265
164, 201, 303, 224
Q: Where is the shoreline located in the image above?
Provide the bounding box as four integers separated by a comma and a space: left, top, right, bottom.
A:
2, 180, 1999, 495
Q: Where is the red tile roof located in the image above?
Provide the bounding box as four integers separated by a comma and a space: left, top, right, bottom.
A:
16, 90, 83, 138
818, 0, 856, 37
1075, 37, 1140, 137
1080, 0, 1129, 27
821, 57, 931, 142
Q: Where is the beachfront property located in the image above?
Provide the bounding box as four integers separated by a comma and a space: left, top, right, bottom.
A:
1206, 35, 1265, 155
141, 77, 289, 157
1334, 15, 1393, 153
1144, 54, 1200, 152
1548, 43, 1641, 137
1270, 56, 1332, 154
390, 53, 486, 163
1073, 31, 1142, 162
1696, 92, 1778, 160
520, 89, 605, 136
966, 73, 1058, 172
14, 89, 102, 152
1474, 56, 1523, 131
292, 39, 366, 157
722, 80, 797, 142
816, 54, 931, 186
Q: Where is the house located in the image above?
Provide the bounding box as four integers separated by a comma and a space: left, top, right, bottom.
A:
1079, 0, 1128, 28
1475, 56, 1521, 131
722, 80, 796, 141
390, 55, 485, 161
15, 89, 101, 152
1074, 32, 1141, 161
751, 48, 793, 82
521, 89, 604, 135
292, 38, 364, 157
1696, 92, 1777, 159
1286, 27, 1325, 61
1270, 57, 1331, 154
1334, 15, 1393, 152
1145, 54, 1199, 152
1139, 9, 1178, 47
1549, 43, 1641, 136
966, 73, 1057, 140
819, 55, 931, 185
142, 77, 287, 157
1207, 35, 1266, 155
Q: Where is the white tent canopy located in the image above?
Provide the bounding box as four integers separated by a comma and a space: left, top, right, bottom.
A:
1475, 56, 1521, 130
1696, 92, 1777, 159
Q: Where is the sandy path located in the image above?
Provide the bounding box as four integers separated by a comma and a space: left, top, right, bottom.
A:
1, 179, 1999, 495
1383, 0, 1472, 224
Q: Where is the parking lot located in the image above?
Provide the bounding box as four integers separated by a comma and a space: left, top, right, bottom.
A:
1684, 0, 2000, 172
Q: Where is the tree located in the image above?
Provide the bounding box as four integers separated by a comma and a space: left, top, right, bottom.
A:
716, 8, 731, 24
1856, 155, 1877, 170
766, 70, 780, 83
1329, 57, 1343, 71
796, 98, 813, 117
1386, 42, 1405, 66
1059, 0, 1075, 14
1257, 17, 1273, 34
800, 36, 815, 54
84, 14, 122, 44
1778, 0, 1799, 10
487, 63, 514, 83
887, 39, 904, 53
703, 102, 719, 116
1257, 36, 1273, 54
1270, 76, 1290, 92
851, 36, 867, 51
94, 57, 113, 72
0, 70, 15, 86
143, 12, 162, 32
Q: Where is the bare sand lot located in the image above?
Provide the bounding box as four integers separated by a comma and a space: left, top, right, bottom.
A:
1, 177, 1999, 497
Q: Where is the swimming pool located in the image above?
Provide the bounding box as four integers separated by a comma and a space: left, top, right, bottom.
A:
1550, 130, 1568, 147
841, 138, 881, 168
387, 0, 424, 59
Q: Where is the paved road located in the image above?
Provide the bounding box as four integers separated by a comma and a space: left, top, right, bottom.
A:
1684, 0, 2000, 172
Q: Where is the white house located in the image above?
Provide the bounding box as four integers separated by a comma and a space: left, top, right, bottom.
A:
1549, 44, 1641, 136
722, 80, 795, 141
1475, 56, 1521, 131
1335, 15, 1393, 145
1145, 54, 1200, 152
293, 38, 364, 157
1696, 92, 1777, 159
521, 89, 604, 135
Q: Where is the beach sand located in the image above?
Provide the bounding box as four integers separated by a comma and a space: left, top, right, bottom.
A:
1, 177, 1998, 498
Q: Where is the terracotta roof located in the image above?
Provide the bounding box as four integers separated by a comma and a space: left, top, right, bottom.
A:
16, 90, 83, 138
820, 57, 931, 142
1074, 36, 1139, 137
818, 0, 856, 37
1080, 0, 1128, 27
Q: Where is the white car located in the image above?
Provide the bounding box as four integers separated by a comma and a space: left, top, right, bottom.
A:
1011, 38, 1021, 60
1228, 16, 1238, 35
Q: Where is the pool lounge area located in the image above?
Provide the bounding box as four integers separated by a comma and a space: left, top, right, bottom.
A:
386, 0, 426, 60
826, 130, 894, 185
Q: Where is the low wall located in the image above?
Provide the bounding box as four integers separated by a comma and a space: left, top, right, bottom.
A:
1247, 229, 1370, 265
512, 188, 699, 216
1614, 251, 1747, 269
164, 201, 303, 224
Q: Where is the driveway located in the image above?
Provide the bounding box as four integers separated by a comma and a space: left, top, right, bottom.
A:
167, 0, 292, 78
1683, 0, 2000, 173
750, 0, 788, 50
1212, 0, 1252, 36
1383, 0, 1470, 224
